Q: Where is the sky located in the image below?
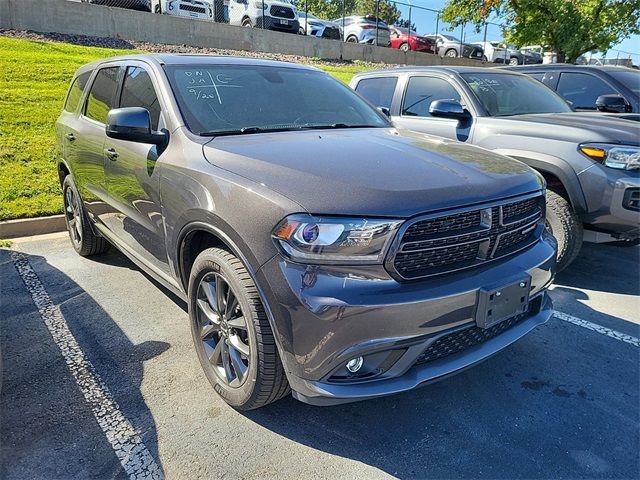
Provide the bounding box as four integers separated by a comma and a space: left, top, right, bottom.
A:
392, 0, 640, 64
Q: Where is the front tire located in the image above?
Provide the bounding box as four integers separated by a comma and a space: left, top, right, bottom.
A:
509, 56, 519, 66
188, 247, 289, 410
445, 48, 457, 58
242, 18, 252, 27
346, 35, 358, 43
545, 188, 583, 271
62, 175, 109, 257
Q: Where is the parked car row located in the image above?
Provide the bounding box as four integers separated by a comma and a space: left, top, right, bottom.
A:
56, 54, 637, 411
473, 41, 543, 65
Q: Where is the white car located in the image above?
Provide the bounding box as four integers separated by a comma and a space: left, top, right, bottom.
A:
298, 13, 341, 39
152, 0, 213, 20
228, 0, 299, 33
473, 41, 510, 63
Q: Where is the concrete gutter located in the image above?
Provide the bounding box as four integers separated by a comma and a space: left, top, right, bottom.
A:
0, 215, 67, 239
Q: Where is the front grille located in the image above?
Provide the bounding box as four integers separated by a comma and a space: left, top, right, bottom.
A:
179, 3, 206, 13
390, 194, 544, 280
270, 5, 295, 19
322, 27, 341, 39
414, 312, 528, 365
623, 188, 640, 211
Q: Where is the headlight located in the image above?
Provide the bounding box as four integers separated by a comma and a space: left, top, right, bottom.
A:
579, 143, 640, 170
272, 214, 402, 264
254, 1, 267, 9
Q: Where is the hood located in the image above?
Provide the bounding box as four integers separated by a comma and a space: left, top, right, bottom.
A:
489, 112, 640, 144
203, 128, 542, 217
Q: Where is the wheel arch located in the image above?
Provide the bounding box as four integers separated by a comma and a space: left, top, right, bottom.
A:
176, 219, 288, 367
57, 160, 71, 187
493, 150, 588, 215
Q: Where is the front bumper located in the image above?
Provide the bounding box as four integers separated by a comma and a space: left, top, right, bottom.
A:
256, 232, 556, 405
577, 163, 640, 239
254, 15, 299, 33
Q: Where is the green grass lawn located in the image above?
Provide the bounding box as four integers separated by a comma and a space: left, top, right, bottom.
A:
0, 36, 371, 221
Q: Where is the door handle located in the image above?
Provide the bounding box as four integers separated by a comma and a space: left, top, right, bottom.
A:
104, 148, 119, 161
65, 133, 76, 142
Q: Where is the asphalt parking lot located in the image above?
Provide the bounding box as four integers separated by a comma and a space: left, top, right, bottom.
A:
1, 233, 638, 479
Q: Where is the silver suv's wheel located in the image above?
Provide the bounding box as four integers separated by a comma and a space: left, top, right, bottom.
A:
509, 56, 519, 66
445, 49, 457, 57
62, 175, 109, 257
188, 247, 289, 410
545, 188, 583, 271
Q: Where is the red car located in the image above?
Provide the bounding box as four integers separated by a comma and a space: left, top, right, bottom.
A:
389, 26, 435, 53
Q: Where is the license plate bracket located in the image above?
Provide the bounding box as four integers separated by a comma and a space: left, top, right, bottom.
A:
476, 276, 531, 329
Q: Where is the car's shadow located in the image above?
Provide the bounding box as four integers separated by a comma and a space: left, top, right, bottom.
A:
555, 242, 639, 296
0, 248, 168, 479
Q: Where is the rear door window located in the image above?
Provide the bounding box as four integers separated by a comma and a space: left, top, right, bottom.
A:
119, 66, 162, 131
85, 66, 121, 124
402, 76, 461, 117
355, 77, 398, 110
557, 72, 617, 110
64, 71, 92, 113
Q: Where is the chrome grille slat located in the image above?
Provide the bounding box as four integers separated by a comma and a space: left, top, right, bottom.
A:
389, 194, 544, 280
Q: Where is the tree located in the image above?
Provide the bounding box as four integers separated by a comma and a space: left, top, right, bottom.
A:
355, 0, 401, 25
440, 0, 640, 63
396, 18, 417, 31
293, 0, 357, 21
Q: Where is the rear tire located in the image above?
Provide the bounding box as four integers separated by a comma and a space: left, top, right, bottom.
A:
62, 175, 109, 257
242, 18, 252, 27
545, 188, 583, 272
154, 3, 161, 14
188, 247, 289, 410
400, 42, 410, 52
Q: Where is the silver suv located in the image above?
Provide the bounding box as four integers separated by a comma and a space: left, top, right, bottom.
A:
333, 15, 391, 46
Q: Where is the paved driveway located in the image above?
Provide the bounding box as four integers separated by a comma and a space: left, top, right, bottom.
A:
1, 233, 638, 479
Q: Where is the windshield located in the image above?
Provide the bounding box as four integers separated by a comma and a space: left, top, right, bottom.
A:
461, 72, 572, 116
164, 64, 389, 136
609, 70, 640, 96
441, 34, 460, 42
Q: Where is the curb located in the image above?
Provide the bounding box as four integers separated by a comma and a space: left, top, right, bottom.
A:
0, 215, 67, 239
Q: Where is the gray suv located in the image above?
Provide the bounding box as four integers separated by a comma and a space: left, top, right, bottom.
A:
56, 55, 555, 409
351, 67, 640, 270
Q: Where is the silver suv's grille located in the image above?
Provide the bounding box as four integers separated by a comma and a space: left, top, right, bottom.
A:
388, 193, 545, 280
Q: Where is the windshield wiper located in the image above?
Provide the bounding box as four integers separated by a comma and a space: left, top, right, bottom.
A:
199, 124, 378, 137
199, 126, 294, 137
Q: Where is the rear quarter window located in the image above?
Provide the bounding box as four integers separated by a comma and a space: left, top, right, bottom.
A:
64, 71, 92, 113
355, 77, 398, 110
84, 66, 121, 124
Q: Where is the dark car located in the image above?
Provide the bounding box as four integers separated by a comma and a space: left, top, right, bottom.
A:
351, 67, 640, 271
424, 33, 483, 59
508, 64, 640, 115
389, 26, 435, 53
56, 55, 555, 409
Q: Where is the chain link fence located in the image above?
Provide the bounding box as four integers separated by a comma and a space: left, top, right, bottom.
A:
71, 0, 638, 65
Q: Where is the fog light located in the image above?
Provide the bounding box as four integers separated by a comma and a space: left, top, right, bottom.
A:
346, 356, 364, 373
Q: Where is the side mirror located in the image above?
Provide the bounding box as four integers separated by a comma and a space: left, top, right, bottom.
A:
595, 94, 630, 113
106, 107, 166, 145
377, 106, 391, 118
429, 99, 469, 119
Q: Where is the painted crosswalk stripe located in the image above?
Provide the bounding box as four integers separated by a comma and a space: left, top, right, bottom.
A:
553, 310, 640, 347
11, 251, 163, 480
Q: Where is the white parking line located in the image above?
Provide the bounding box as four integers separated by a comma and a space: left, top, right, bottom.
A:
553, 310, 640, 347
11, 251, 164, 480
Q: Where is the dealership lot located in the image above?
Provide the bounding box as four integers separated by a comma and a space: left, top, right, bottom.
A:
1, 233, 638, 479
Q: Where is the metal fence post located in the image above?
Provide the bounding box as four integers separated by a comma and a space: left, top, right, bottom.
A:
342, 0, 346, 41
435, 12, 439, 34
304, 0, 308, 35
482, 22, 487, 62
408, 6, 412, 44
375, 0, 380, 46
459, 23, 464, 57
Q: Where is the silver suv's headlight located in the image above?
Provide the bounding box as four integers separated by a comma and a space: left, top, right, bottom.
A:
579, 143, 640, 170
272, 214, 402, 264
